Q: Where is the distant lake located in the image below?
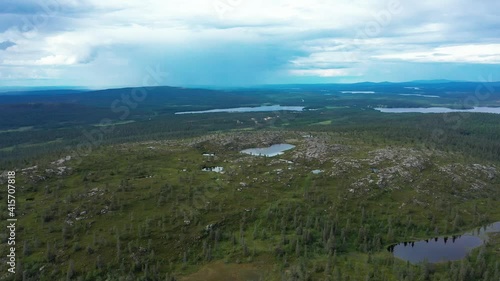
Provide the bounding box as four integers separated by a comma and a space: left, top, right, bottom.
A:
389, 221, 500, 264
241, 144, 295, 157
340, 91, 375, 94
399, 94, 440, 98
375, 107, 500, 114
175, 105, 305, 115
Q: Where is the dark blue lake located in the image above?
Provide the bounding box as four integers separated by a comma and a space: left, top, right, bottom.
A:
389, 222, 500, 264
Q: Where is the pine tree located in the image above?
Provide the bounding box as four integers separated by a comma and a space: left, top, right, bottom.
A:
66, 260, 75, 280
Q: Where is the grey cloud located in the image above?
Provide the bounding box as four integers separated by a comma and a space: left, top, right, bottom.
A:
0, 0, 94, 15
0, 40, 15, 50
0, 0, 100, 32
124, 41, 306, 86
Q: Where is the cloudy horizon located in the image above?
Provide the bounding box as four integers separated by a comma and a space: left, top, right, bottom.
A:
1, 0, 499, 88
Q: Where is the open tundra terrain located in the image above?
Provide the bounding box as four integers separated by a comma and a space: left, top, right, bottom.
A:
1, 124, 499, 280
2, 0, 500, 279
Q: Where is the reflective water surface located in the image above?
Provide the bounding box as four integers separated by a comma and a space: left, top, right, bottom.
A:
241, 144, 295, 157
389, 222, 500, 263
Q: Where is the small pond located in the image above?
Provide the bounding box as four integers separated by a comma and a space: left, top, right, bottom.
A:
389, 221, 500, 264
240, 144, 295, 157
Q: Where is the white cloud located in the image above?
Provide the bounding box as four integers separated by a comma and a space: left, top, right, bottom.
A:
0, 0, 499, 85
374, 44, 500, 64
290, 51, 357, 70
290, 68, 351, 77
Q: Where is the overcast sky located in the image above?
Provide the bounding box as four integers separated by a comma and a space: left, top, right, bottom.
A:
1, 0, 499, 88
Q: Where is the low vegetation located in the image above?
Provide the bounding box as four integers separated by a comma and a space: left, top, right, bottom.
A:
1, 130, 499, 280
0, 84, 499, 280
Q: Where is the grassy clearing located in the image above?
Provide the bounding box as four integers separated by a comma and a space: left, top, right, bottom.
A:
312, 120, 332, 125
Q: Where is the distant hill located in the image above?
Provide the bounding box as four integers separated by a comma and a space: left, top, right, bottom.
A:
0, 86, 88, 93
